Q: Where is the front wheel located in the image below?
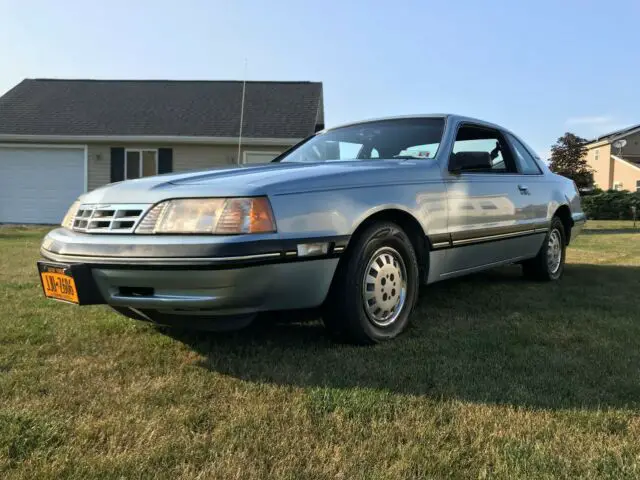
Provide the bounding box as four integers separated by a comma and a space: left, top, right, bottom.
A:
322, 221, 420, 344
522, 217, 566, 281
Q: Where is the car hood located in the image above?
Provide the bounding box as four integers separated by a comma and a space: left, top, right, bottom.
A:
80, 160, 440, 204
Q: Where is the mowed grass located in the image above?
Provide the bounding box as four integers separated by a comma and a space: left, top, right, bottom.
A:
581, 219, 640, 233
1, 221, 639, 479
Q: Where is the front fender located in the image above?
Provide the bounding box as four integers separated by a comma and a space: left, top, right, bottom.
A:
269, 181, 448, 241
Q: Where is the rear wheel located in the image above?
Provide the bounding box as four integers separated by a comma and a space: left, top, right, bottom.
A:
522, 216, 566, 281
322, 221, 420, 344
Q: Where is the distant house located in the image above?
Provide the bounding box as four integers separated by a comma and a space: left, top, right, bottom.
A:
584, 125, 640, 192
0, 79, 324, 224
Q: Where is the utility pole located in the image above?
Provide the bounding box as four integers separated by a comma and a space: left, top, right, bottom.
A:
237, 59, 247, 165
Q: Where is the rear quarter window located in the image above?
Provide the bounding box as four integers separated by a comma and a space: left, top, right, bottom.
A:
506, 133, 543, 175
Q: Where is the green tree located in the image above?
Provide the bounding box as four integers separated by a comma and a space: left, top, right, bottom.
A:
548, 132, 594, 189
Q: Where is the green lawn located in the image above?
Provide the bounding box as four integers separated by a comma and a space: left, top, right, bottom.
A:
583, 219, 640, 232
1, 221, 639, 479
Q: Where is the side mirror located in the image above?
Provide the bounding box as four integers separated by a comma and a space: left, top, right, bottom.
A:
449, 151, 492, 173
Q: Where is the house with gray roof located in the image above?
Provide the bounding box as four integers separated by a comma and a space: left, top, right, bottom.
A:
584, 124, 640, 192
0, 78, 324, 224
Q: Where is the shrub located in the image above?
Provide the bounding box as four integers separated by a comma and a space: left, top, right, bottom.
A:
582, 190, 640, 220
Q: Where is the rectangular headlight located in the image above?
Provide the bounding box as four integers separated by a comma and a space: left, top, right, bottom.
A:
135, 197, 276, 234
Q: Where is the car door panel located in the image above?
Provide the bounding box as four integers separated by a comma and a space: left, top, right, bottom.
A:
504, 133, 553, 232
438, 123, 544, 276
438, 233, 546, 279
442, 174, 540, 273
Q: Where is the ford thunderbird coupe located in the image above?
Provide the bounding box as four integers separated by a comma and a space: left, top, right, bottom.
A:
38, 114, 585, 344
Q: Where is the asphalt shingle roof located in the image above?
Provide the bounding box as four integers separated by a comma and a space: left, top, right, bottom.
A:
592, 124, 640, 143
0, 79, 323, 138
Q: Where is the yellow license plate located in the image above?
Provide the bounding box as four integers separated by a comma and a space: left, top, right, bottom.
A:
40, 270, 79, 304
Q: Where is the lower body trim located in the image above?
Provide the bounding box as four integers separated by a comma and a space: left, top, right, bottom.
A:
91, 260, 338, 314
427, 232, 546, 284
430, 226, 548, 250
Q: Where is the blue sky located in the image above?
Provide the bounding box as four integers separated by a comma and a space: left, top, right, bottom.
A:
1, 0, 639, 158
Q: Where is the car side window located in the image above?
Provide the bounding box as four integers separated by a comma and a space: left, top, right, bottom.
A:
451, 125, 516, 173
506, 133, 543, 175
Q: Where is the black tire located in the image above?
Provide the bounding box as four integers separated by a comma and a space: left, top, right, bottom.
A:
322, 221, 420, 345
522, 216, 567, 281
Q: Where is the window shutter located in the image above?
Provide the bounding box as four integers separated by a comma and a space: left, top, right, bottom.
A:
110, 147, 125, 182
158, 148, 173, 174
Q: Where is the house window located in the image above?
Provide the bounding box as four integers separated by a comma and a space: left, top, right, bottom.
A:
636, 180, 640, 192
125, 149, 158, 179
594, 149, 599, 161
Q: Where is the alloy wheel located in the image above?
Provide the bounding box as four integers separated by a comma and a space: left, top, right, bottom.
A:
547, 228, 563, 274
362, 246, 407, 327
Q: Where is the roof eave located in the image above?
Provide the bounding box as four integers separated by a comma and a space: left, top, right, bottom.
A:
608, 126, 640, 144
611, 154, 640, 173
588, 125, 640, 146
0, 134, 302, 146
585, 139, 611, 148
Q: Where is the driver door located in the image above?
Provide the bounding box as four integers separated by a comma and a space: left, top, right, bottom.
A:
442, 124, 540, 275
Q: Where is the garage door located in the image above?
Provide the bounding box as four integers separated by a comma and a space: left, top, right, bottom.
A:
244, 151, 281, 164
0, 146, 85, 224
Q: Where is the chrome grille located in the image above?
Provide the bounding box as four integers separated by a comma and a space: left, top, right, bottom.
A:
72, 204, 152, 233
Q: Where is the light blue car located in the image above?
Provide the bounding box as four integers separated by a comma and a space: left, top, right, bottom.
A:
38, 114, 585, 344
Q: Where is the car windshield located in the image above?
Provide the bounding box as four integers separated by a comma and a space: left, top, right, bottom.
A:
276, 118, 445, 163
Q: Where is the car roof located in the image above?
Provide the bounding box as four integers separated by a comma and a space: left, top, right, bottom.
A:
325, 114, 509, 134
320, 114, 542, 160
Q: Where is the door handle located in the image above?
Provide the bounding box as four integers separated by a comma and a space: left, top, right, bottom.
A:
518, 184, 529, 194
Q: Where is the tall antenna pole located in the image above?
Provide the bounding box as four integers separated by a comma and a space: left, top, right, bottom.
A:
237, 59, 247, 165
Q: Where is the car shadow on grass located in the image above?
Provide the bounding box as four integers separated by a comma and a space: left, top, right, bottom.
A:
164, 263, 640, 410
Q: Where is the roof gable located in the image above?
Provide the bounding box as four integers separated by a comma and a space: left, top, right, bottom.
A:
587, 123, 640, 145
0, 79, 323, 139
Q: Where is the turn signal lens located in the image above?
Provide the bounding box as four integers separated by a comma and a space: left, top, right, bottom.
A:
216, 197, 276, 234
297, 242, 329, 257
135, 197, 276, 234
61, 200, 81, 229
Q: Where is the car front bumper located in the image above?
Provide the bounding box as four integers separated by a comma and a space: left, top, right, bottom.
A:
40, 228, 345, 316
